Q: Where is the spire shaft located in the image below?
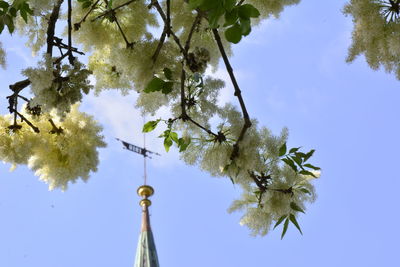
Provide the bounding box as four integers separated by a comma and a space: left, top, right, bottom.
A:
134, 185, 159, 267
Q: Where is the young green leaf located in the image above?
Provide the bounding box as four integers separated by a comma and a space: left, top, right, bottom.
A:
4, 14, 14, 33
299, 188, 311, 195
144, 77, 165, 93
239, 18, 251, 36
292, 154, 303, 166
303, 163, 321, 170
304, 149, 315, 162
0, 1, 9, 10
289, 214, 303, 235
289, 147, 300, 154
279, 142, 287, 157
164, 137, 173, 152
223, 0, 236, 12
142, 120, 160, 133
225, 23, 242, 43
169, 131, 179, 143
208, 6, 225, 28
273, 215, 287, 229
178, 138, 191, 152
188, 0, 204, 9
162, 81, 174, 94
281, 218, 290, 239
224, 8, 238, 26
290, 202, 305, 214
282, 157, 297, 172
238, 4, 260, 19
163, 67, 172, 80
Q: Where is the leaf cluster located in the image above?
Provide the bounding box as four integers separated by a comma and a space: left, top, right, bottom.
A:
144, 68, 174, 94
142, 119, 191, 152
188, 0, 260, 43
0, 0, 33, 34
273, 201, 305, 239
278, 142, 320, 177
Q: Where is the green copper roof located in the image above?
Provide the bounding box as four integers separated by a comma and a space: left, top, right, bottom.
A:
134, 203, 160, 267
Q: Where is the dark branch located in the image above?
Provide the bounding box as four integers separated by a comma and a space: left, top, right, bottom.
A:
212, 29, 252, 161
46, 0, 64, 55
67, 0, 75, 64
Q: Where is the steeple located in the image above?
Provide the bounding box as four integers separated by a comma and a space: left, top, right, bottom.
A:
134, 185, 160, 267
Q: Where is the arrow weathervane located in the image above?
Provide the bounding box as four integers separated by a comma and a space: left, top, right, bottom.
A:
116, 136, 160, 185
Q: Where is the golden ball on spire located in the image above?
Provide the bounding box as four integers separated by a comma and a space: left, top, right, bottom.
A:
137, 185, 154, 198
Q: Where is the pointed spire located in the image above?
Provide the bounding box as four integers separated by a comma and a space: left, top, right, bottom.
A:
134, 185, 160, 267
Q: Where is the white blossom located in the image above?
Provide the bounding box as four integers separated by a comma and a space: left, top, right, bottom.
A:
344, 0, 400, 79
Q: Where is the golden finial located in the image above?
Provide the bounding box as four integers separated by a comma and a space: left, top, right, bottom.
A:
137, 185, 154, 207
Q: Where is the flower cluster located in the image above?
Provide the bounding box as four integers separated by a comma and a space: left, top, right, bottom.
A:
344, 0, 400, 79
0, 42, 5, 68
0, 104, 106, 190
23, 55, 93, 116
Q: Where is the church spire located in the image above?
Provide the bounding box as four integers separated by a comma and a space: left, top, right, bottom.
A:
134, 185, 160, 267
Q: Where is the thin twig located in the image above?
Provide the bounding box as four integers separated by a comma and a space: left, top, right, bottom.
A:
151, 26, 168, 63
74, 0, 100, 30
212, 29, 252, 161
92, 0, 137, 21
184, 13, 202, 52
14, 111, 40, 133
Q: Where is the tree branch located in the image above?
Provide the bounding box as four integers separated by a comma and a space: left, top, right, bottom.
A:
46, 0, 64, 56
212, 29, 252, 161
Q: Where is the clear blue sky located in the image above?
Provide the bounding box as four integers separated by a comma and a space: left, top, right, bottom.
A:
1, 1, 400, 266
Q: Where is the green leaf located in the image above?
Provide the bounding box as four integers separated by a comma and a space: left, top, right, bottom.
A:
303, 163, 320, 170
163, 67, 172, 80
299, 170, 316, 177
188, 0, 204, 9
238, 4, 260, 19
289, 214, 303, 235
178, 138, 191, 152
304, 149, 315, 162
164, 137, 173, 152
239, 18, 251, 36
200, 0, 220, 11
225, 23, 242, 43
82, 1, 92, 9
208, 6, 224, 28
282, 157, 297, 172
223, 0, 236, 12
281, 218, 289, 239
278, 142, 287, 157
9, 7, 16, 17
273, 215, 287, 229
4, 14, 14, 33
169, 131, 179, 143
0, 21, 4, 34
289, 147, 300, 154
292, 154, 303, 166
224, 7, 238, 26
20, 9, 27, 23
290, 202, 305, 214
144, 77, 165, 93
299, 188, 311, 195
0, 1, 9, 10
162, 81, 174, 94
142, 120, 160, 133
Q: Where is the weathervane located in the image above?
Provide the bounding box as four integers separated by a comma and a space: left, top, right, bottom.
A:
116, 119, 160, 185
